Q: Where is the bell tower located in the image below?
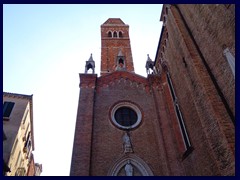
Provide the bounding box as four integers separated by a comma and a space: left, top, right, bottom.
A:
100, 18, 134, 76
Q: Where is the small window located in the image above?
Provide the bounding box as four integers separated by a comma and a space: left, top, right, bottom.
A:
119, 31, 123, 38
166, 7, 168, 15
108, 31, 112, 37
163, 16, 166, 24
182, 57, 187, 68
3, 101, 15, 120
113, 31, 118, 37
24, 132, 32, 155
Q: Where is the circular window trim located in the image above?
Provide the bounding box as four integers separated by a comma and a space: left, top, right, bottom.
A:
110, 102, 142, 130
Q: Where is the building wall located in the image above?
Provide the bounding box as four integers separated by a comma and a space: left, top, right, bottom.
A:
154, 4, 235, 175
100, 18, 134, 76
71, 8, 235, 175
71, 70, 194, 175
91, 72, 162, 175
3, 93, 35, 176
177, 4, 235, 116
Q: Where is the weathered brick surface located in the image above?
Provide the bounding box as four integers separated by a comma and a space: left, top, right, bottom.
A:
71, 70, 189, 176
101, 18, 134, 76
177, 4, 235, 116
155, 4, 235, 176
90, 71, 184, 176
70, 74, 97, 176
71, 9, 235, 175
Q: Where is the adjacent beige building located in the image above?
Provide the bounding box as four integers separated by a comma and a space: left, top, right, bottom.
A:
3, 92, 42, 176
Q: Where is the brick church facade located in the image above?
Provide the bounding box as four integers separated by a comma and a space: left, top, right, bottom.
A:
70, 4, 235, 176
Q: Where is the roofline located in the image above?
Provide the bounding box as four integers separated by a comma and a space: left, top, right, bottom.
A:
154, 4, 171, 65
154, 26, 165, 66
3, 92, 33, 99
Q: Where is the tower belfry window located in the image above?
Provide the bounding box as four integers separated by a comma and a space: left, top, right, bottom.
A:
108, 31, 112, 37
119, 31, 123, 38
113, 31, 118, 37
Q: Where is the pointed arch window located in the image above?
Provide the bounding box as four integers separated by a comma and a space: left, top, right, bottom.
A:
119, 31, 123, 38
113, 31, 118, 38
108, 31, 112, 37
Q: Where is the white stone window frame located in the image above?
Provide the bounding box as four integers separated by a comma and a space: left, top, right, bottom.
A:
110, 102, 142, 130
118, 30, 123, 38
107, 30, 113, 38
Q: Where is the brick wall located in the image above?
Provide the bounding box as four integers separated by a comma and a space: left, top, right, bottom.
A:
154, 4, 235, 175
177, 4, 235, 117
71, 10, 235, 175
88, 71, 186, 175
101, 19, 134, 76
70, 74, 97, 176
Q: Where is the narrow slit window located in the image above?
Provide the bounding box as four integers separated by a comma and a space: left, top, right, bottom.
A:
167, 72, 191, 150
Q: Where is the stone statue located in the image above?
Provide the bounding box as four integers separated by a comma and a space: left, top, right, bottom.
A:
122, 132, 133, 153
145, 54, 154, 75
124, 160, 133, 176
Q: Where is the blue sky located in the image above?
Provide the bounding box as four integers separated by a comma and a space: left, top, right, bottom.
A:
3, 4, 163, 176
